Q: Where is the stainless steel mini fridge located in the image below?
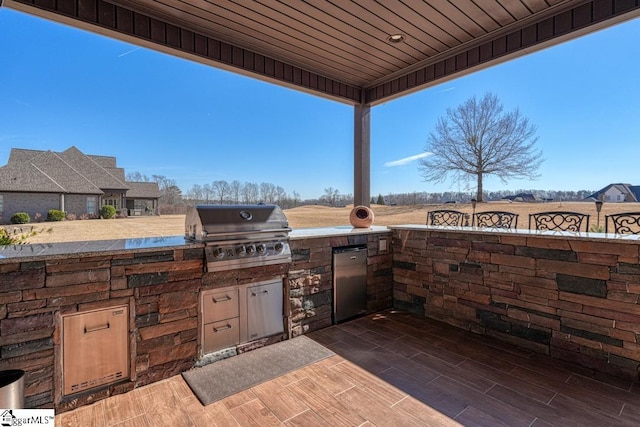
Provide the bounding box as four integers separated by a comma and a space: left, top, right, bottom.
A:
333, 246, 367, 323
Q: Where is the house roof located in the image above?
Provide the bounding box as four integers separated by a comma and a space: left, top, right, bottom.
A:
0, 162, 67, 193
58, 147, 129, 190
125, 182, 161, 199
5, 0, 639, 106
104, 167, 127, 183
85, 153, 128, 183
586, 183, 639, 202
28, 151, 104, 194
0, 146, 133, 195
8, 148, 46, 164
629, 186, 640, 201
0, 151, 103, 194
502, 193, 537, 202
88, 154, 117, 168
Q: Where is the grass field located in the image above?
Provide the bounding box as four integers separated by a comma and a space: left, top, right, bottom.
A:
8, 201, 638, 244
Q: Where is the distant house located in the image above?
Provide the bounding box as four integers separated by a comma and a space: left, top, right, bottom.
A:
502, 193, 539, 202
0, 146, 160, 222
586, 183, 640, 202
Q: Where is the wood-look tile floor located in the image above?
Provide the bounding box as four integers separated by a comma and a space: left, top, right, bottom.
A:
56, 310, 640, 426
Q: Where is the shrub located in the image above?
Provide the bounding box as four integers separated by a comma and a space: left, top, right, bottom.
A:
66, 213, 77, 221
10, 212, 30, 224
47, 209, 66, 221
589, 224, 605, 233
1, 226, 52, 245
101, 205, 116, 219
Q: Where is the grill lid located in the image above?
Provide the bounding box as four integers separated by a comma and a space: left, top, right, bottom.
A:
185, 204, 290, 242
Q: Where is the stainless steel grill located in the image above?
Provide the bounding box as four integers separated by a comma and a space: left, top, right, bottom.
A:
185, 204, 291, 272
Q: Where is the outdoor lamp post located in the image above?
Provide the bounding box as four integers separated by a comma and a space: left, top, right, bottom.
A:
471, 199, 477, 227
595, 200, 603, 229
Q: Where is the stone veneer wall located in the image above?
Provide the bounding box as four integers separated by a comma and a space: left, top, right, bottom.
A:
392, 228, 640, 381
288, 232, 393, 337
0, 231, 393, 411
0, 247, 204, 411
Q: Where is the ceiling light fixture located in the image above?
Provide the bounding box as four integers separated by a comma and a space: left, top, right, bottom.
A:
387, 34, 405, 43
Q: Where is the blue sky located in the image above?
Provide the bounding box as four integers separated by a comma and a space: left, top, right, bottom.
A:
1, 8, 639, 200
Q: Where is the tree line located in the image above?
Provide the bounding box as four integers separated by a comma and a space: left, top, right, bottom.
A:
128, 173, 593, 214
378, 189, 594, 206
128, 173, 307, 212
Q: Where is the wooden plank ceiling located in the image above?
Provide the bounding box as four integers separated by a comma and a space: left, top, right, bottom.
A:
5, 0, 640, 105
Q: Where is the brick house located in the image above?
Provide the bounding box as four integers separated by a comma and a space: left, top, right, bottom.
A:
0, 146, 160, 222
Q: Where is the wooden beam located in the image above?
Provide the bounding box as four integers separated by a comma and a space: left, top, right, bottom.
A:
366, 0, 640, 104
3, 0, 361, 105
354, 104, 370, 208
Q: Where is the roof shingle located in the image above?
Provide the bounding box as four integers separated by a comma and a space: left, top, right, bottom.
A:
1, 146, 129, 194
125, 182, 161, 199
58, 146, 128, 190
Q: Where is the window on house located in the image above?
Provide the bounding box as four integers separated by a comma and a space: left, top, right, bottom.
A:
87, 197, 97, 214
103, 198, 118, 208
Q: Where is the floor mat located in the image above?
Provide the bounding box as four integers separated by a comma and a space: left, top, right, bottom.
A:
182, 336, 335, 405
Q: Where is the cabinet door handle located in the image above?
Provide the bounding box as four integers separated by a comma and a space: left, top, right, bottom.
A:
250, 290, 269, 297
84, 322, 110, 334
212, 295, 231, 303
213, 324, 232, 333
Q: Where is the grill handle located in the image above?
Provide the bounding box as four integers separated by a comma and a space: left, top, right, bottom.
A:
212, 295, 232, 303
84, 322, 110, 334
201, 228, 291, 240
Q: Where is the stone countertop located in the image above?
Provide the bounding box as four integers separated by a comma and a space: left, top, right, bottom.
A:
0, 226, 392, 262
289, 225, 390, 239
389, 224, 640, 243
3, 224, 637, 263
0, 235, 200, 262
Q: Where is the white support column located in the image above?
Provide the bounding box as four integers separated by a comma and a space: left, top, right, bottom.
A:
354, 103, 371, 207
60, 193, 65, 212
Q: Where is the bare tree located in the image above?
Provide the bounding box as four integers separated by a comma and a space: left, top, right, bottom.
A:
187, 184, 203, 204
202, 184, 213, 203
229, 180, 241, 204
243, 182, 259, 204
152, 175, 182, 206
126, 171, 150, 182
323, 187, 340, 206
260, 182, 276, 203
212, 180, 230, 204
418, 93, 543, 202
275, 186, 287, 203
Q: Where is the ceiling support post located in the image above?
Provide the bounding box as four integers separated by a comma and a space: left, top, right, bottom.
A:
354, 102, 371, 207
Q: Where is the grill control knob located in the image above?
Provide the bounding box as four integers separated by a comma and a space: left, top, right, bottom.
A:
246, 245, 256, 255
211, 248, 225, 259
274, 242, 284, 253
236, 245, 246, 256
256, 243, 267, 255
